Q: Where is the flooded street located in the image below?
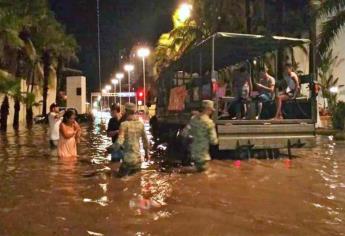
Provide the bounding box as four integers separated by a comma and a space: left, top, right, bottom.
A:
0, 120, 344, 236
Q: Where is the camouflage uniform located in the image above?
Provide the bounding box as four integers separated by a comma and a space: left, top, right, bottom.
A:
189, 113, 218, 171
115, 118, 149, 176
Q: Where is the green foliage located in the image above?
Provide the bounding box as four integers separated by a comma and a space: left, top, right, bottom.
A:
318, 49, 343, 111
154, 0, 248, 73
0, 69, 17, 94
318, 0, 345, 55
0, 0, 78, 115
332, 101, 345, 130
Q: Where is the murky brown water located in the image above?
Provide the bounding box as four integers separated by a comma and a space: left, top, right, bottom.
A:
0, 119, 344, 236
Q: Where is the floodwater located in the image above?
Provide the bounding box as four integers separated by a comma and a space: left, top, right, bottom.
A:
0, 118, 344, 236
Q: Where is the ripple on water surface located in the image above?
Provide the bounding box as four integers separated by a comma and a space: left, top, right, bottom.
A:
0, 123, 344, 235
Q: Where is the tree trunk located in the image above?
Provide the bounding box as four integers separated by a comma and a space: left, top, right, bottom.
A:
56, 56, 64, 106
26, 66, 35, 128
0, 96, 10, 132
42, 50, 51, 116
245, 0, 252, 33
13, 99, 20, 130
26, 106, 33, 129
13, 49, 22, 130
309, 5, 318, 122
277, 0, 285, 79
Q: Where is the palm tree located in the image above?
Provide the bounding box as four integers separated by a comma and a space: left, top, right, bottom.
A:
55, 36, 78, 105
318, 0, 345, 55
154, 0, 246, 72
0, 69, 20, 131
1, 0, 78, 127
318, 49, 344, 111
31, 12, 78, 115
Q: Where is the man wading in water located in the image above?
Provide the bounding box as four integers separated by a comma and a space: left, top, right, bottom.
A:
111, 103, 149, 177
183, 100, 219, 172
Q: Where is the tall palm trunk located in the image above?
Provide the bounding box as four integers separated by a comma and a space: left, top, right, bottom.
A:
13, 49, 22, 130
309, 4, 318, 121
42, 50, 51, 116
26, 65, 35, 128
0, 96, 10, 132
56, 56, 63, 105
245, 0, 252, 33
277, 0, 285, 79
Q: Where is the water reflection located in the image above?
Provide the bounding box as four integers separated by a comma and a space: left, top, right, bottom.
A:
0, 123, 344, 235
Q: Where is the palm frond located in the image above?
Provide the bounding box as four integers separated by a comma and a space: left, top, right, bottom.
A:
318, 9, 345, 55
318, 0, 345, 16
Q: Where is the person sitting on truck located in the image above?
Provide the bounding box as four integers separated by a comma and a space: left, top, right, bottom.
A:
255, 67, 276, 119
231, 66, 252, 119
273, 63, 300, 120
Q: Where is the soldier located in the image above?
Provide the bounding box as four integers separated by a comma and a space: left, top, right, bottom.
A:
113, 103, 149, 177
186, 100, 218, 172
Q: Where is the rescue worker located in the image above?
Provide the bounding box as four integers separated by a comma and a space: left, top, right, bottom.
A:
187, 100, 219, 172
113, 103, 149, 177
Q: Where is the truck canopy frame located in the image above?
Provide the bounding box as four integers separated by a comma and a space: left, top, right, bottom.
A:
171, 32, 310, 74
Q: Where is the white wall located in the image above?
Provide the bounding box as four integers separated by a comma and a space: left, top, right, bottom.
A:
66, 76, 86, 114
331, 30, 345, 101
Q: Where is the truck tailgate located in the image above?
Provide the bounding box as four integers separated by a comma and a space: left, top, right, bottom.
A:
217, 123, 315, 150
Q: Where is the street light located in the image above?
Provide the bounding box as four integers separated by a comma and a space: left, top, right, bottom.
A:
137, 47, 150, 109
124, 64, 134, 102
177, 3, 192, 22
116, 72, 124, 106
111, 78, 119, 104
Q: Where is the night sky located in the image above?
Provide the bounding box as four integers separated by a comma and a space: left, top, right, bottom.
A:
49, 0, 177, 92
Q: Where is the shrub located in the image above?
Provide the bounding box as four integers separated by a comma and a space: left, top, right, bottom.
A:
332, 101, 345, 130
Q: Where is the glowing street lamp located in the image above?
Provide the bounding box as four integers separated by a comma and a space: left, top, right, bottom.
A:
105, 85, 111, 91
177, 3, 192, 22
137, 47, 150, 108
124, 64, 134, 102
116, 72, 124, 105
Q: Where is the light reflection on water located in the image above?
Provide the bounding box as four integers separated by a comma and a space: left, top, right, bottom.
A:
0, 122, 345, 235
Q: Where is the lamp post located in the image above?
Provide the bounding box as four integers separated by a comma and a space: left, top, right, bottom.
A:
105, 85, 111, 108
101, 88, 106, 110
111, 79, 118, 105
116, 73, 124, 106
137, 47, 150, 109
124, 64, 134, 102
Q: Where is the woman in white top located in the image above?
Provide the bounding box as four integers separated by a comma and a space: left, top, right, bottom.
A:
274, 63, 300, 120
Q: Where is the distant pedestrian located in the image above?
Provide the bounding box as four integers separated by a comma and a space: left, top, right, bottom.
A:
107, 104, 124, 160
58, 109, 81, 160
184, 100, 218, 172
112, 103, 149, 177
107, 104, 122, 143
48, 103, 63, 148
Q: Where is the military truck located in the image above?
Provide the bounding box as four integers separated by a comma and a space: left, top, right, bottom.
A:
153, 32, 317, 157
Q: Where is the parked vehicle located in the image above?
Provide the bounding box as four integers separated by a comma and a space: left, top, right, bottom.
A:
153, 32, 317, 156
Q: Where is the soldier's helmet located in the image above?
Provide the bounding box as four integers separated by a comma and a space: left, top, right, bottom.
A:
202, 100, 215, 111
